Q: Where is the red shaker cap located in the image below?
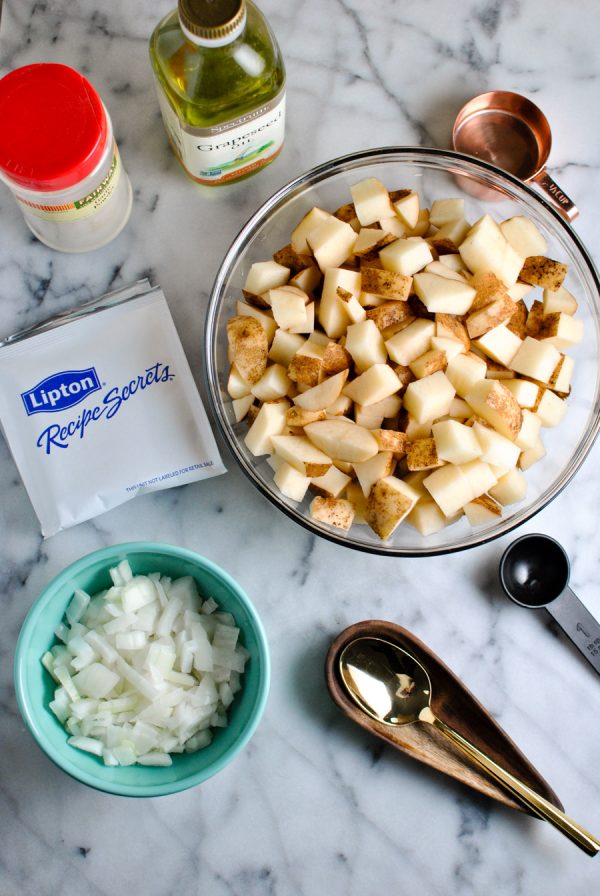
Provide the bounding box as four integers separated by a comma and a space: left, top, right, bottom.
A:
0, 63, 109, 191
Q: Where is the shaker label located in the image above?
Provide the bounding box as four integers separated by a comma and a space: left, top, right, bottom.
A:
15, 147, 122, 222
157, 89, 285, 184
22, 368, 101, 415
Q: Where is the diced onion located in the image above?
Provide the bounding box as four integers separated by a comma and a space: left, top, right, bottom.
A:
43, 559, 248, 767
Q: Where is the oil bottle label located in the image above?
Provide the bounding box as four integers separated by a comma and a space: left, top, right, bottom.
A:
15, 147, 123, 221
157, 89, 285, 184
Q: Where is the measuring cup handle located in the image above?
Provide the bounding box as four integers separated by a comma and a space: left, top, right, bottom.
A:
533, 169, 579, 221
546, 587, 600, 675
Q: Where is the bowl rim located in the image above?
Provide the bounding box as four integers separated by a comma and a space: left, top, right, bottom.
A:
204, 146, 600, 557
13, 541, 271, 797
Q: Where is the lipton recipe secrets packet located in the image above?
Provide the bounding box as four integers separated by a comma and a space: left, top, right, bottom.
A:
0, 280, 226, 535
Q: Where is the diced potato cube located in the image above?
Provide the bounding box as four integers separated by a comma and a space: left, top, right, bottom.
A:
432, 419, 482, 464
365, 476, 420, 539
244, 260, 290, 295
310, 465, 352, 498
227, 315, 269, 385
406, 437, 444, 471
372, 429, 408, 456
251, 364, 292, 401
351, 177, 394, 225
406, 500, 451, 536
472, 422, 520, 468
413, 272, 476, 315
464, 379, 522, 441
489, 468, 527, 505
515, 409, 542, 450
319, 268, 360, 338
304, 418, 379, 463
227, 365, 251, 399
393, 191, 420, 229
271, 434, 332, 477
307, 217, 357, 271
500, 216, 547, 257
538, 313, 584, 350
519, 256, 567, 290
345, 319, 387, 371
509, 336, 562, 383
464, 494, 503, 525
379, 236, 433, 276
269, 286, 310, 331
361, 267, 411, 301
293, 369, 349, 411
519, 436, 546, 470
430, 198, 465, 228
459, 214, 523, 287
244, 399, 290, 456
423, 464, 472, 517
473, 324, 522, 367
236, 301, 277, 343
423, 261, 467, 283
403, 371, 456, 423
543, 284, 578, 316
343, 363, 401, 407
274, 462, 311, 502
345, 482, 368, 524
445, 352, 487, 397
353, 451, 396, 496
268, 329, 305, 366
430, 336, 465, 362
533, 388, 566, 427
385, 318, 436, 366
503, 378, 539, 408
550, 354, 574, 394
409, 349, 447, 379
291, 207, 333, 253
310, 495, 355, 530
232, 394, 254, 423
466, 295, 517, 339
435, 314, 470, 350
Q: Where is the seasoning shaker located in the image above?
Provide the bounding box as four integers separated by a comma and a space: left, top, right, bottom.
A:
0, 63, 132, 253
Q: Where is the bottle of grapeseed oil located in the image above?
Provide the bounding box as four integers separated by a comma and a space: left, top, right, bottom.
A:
149, 0, 285, 185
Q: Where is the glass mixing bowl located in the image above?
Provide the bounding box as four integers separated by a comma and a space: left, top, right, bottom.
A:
205, 148, 600, 556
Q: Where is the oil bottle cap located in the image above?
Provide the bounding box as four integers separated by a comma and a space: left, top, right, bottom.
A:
0, 64, 109, 191
178, 0, 246, 45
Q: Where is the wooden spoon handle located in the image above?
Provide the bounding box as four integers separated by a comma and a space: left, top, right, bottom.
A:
420, 707, 600, 856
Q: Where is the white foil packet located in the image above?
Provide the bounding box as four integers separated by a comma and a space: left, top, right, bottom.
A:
0, 280, 226, 535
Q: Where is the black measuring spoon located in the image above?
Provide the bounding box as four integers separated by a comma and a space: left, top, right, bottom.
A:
500, 534, 600, 676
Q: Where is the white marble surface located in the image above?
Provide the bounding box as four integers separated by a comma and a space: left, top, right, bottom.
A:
1, 1, 600, 893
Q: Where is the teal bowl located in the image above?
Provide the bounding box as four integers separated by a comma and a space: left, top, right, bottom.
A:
14, 542, 270, 797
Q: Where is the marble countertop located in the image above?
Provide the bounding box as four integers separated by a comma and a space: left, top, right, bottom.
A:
2, 1, 600, 893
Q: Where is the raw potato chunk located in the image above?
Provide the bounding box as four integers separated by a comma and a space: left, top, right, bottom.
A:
269, 287, 310, 331
304, 418, 379, 463
464, 379, 522, 441
244, 260, 290, 295
500, 216, 547, 258
534, 388, 566, 427
319, 268, 360, 338
519, 256, 567, 290
423, 465, 473, 517
504, 378, 539, 408
291, 207, 332, 253
345, 319, 387, 371
251, 364, 292, 401
435, 314, 470, 351
393, 191, 420, 229
310, 496, 355, 530
510, 336, 562, 383
366, 476, 420, 539
473, 324, 522, 367
424, 261, 467, 283
515, 409, 542, 450
472, 422, 520, 469
351, 178, 394, 225
343, 363, 401, 407
310, 465, 352, 498
413, 272, 476, 314
489, 469, 527, 505
385, 318, 436, 366
537, 313, 583, 350
406, 438, 444, 471
366, 300, 414, 333
466, 295, 517, 338
379, 237, 433, 277
268, 330, 305, 366
459, 215, 523, 287
464, 494, 502, 525
432, 419, 482, 464
403, 371, 456, 424
543, 285, 578, 316
430, 336, 465, 362
288, 353, 322, 388
286, 406, 326, 428
274, 463, 311, 502
232, 394, 254, 422
353, 451, 395, 496
244, 399, 290, 456
361, 267, 412, 301
271, 435, 332, 477
236, 301, 277, 343
227, 365, 251, 399
519, 437, 545, 470
429, 198, 465, 228
227, 316, 269, 385
293, 370, 349, 411
307, 217, 357, 271
372, 429, 408, 456
409, 349, 447, 379
406, 500, 451, 536
444, 351, 487, 398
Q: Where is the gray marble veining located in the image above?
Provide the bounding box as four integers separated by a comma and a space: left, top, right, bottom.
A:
1, 1, 600, 893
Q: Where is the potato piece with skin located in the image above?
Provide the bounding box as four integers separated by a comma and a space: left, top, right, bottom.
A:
286, 406, 327, 428
430, 336, 465, 361
227, 315, 269, 385
519, 256, 567, 290
372, 429, 408, 457
537, 313, 583, 350
310, 495, 355, 530
273, 244, 314, 274
287, 353, 322, 387
423, 261, 467, 283
464, 494, 503, 525
360, 267, 412, 301
506, 298, 528, 339
293, 369, 349, 412
271, 435, 332, 477
353, 228, 395, 257
413, 272, 476, 315
435, 314, 470, 351
466, 295, 517, 339
367, 301, 414, 332
533, 388, 566, 427
464, 379, 523, 441
353, 451, 396, 497
304, 418, 379, 463
244, 260, 290, 295
526, 300, 544, 337
432, 419, 482, 464
406, 437, 444, 471
319, 267, 360, 338
366, 476, 420, 539
289, 265, 322, 297
236, 301, 277, 343
321, 341, 352, 377
379, 236, 434, 277
343, 363, 401, 407
337, 287, 367, 324
244, 399, 290, 456
403, 371, 456, 424
409, 349, 447, 379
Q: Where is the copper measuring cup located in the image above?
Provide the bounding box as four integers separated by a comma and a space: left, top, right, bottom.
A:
452, 91, 578, 221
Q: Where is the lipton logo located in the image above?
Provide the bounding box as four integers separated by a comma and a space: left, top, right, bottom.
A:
21, 368, 101, 415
